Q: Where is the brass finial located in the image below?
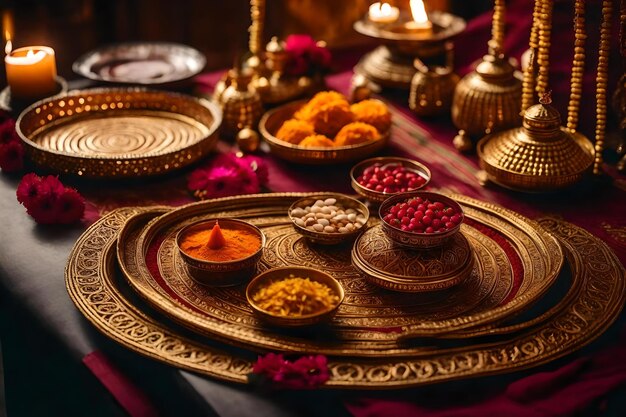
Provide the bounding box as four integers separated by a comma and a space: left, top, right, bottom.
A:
539, 90, 552, 105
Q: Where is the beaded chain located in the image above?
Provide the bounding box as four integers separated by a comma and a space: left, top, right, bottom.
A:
488, 0, 506, 54
593, 0, 613, 175
521, 0, 543, 112
566, 0, 586, 132
249, 0, 265, 56
535, 0, 553, 97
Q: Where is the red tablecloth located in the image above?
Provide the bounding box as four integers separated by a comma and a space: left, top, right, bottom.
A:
45, 2, 625, 416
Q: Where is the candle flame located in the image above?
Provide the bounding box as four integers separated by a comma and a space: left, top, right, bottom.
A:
381, 3, 391, 13
409, 0, 429, 24
4, 39, 11, 55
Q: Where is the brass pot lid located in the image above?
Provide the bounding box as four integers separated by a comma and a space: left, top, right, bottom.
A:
475, 53, 516, 82
352, 225, 472, 283
479, 94, 594, 177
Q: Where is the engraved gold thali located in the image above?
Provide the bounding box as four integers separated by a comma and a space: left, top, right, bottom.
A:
16, 88, 221, 178
66, 200, 626, 388
117, 193, 563, 356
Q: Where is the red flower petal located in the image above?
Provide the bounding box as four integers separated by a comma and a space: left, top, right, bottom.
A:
16, 173, 42, 204
54, 188, 85, 224
26, 193, 61, 224
0, 141, 24, 173
0, 119, 20, 145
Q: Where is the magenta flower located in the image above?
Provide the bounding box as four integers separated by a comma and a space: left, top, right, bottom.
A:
284, 34, 332, 76
250, 353, 330, 390
16, 173, 85, 224
187, 153, 269, 199
0, 140, 24, 173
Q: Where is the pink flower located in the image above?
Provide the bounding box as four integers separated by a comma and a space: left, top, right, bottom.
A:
252, 353, 288, 380
188, 153, 267, 199
285, 34, 318, 56
234, 155, 269, 187
16, 173, 85, 224
250, 353, 330, 390
0, 140, 24, 172
284, 34, 332, 76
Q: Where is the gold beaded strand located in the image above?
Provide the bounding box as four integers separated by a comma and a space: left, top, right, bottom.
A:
566, 0, 586, 132
593, 0, 613, 175
535, 0, 553, 97
249, 0, 265, 55
488, 0, 506, 54
521, 0, 543, 112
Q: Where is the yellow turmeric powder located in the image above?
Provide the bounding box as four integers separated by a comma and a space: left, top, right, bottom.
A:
180, 223, 261, 262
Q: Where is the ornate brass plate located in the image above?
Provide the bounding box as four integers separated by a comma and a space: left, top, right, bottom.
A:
16, 89, 221, 178
119, 193, 562, 356
66, 200, 626, 388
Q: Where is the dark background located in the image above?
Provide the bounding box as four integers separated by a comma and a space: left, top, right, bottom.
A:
0, 0, 492, 83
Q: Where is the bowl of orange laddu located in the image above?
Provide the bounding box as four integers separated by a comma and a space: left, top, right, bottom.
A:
259, 91, 392, 164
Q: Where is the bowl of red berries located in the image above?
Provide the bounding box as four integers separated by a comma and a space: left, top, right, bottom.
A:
379, 191, 464, 249
350, 157, 431, 203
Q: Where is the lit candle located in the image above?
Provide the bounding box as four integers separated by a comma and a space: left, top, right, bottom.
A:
406, 0, 433, 32
368, 2, 400, 24
5, 45, 57, 99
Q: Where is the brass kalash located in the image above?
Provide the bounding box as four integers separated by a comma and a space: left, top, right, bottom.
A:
477, 0, 614, 191
353, 0, 465, 90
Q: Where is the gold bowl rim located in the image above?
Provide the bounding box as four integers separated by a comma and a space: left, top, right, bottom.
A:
350, 156, 432, 202
245, 266, 345, 323
176, 218, 266, 267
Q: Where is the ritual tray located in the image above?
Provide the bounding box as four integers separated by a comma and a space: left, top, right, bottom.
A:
117, 193, 563, 357
66, 201, 626, 388
16, 89, 221, 178
73, 42, 206, 86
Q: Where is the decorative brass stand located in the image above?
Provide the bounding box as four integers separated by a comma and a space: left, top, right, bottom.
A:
451, 0, 523, 152
353, 10, 466, 90
477, 0, 614, 191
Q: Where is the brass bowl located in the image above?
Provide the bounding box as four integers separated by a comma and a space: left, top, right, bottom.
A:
176, 218, 265, 287
288, 194, 369, 245
350, 157, 431, 204
259, 99, 390, 164
246, 266, 344, 327
16, 88, 221, 178
379, 191, 464, 249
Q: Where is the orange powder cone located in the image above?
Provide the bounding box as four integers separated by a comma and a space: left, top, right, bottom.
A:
206, 221, 226, 250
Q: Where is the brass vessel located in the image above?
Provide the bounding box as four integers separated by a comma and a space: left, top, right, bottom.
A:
219, 69, 264, 136
409, 58, 459, 117
452, 52, 522, 151
477, 95, 594, 191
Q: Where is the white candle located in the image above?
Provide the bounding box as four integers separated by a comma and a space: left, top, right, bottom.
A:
368, 2, 400, 24
406, 0, 432, 32
5, 45, 57, 99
